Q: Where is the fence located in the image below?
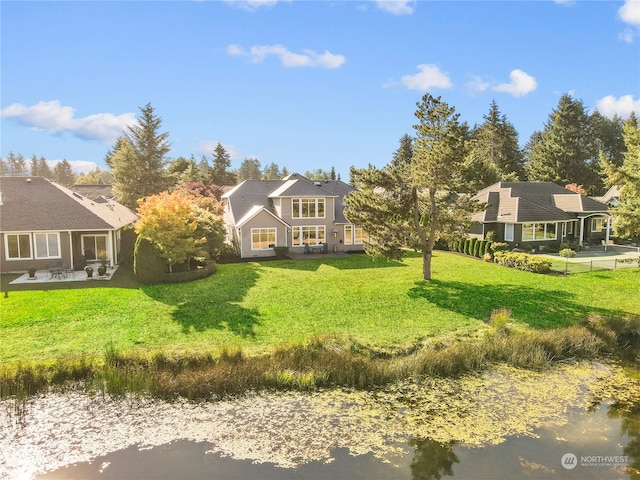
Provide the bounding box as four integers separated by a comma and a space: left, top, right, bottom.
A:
552, 257, 639, 274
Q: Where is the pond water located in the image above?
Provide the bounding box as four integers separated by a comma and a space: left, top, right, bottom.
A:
2, 362, 639, 480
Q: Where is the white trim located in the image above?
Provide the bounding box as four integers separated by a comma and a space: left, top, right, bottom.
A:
250, 227, 277, 251
292, 225, 326, 246
4, 232, 33, 260
33, 232, 62, 259
521, 222, 557, 242
291, 197, 326, 219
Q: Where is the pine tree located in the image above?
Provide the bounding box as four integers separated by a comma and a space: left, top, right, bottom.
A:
346, 96, 481, 281
524, 94, 598, 191
602, 114, 640, 239
52, 159, 77, 186
237, 157, 262, 181
108, 103, 170, 208
210, 143, 237, 186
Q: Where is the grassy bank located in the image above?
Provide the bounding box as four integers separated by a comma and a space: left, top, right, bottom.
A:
2, 313, 639, 401
2, 252, 639, 365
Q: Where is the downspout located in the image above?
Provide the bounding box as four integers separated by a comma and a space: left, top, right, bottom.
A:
605, 215, 611, 251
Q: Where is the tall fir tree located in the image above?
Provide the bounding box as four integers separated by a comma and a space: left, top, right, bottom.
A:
601, 114, 640, 239
464, 100, 524, 189
346, 96, 481, 281
108, 103, 170, 208
524, 94, 598, 191
210, 143, 237, 186
52, 159, 77, 186
237, 157, 262, 181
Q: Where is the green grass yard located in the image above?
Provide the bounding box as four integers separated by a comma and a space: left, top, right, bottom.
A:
1, 252, 639, 365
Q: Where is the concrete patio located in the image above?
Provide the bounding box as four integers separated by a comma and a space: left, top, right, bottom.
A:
9, 266, 119, 285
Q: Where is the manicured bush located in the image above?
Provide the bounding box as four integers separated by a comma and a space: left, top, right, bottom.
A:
463, 239, 471, 255
473, 240, 483, 257
493, 251, 552, 274
559, 248, 576, 258
490, 242, 509, 252
467, 238, 477, 256
457, 238, 465, 253
482, 240, 491, 256
134, 236, 168, 285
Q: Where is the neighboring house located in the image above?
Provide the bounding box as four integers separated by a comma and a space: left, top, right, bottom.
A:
593, 185, 621, 206
470, 182, 611, 249
222, 173, 364, 258
0, 176, 137, 273
71, 183, 116, 202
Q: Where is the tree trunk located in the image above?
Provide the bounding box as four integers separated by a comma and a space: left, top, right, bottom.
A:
423, 249, 432, 281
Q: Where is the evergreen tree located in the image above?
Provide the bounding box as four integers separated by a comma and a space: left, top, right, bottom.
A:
75, 166, 112, 185
210, 143, 237, 185
39, 157, 53, 179
346, 96, 481, 281
7, 152, 28, 176
524, 94, 598, 191
330, 166, 336, 180
29, 154, 39, 176
466, 100, 524, 187
237, 157, 262, 181
108, 103, 170, 208
262, 162, 283, 180
602, 114, 640, 239
0, 157, 8, 175
52, 159, 77, 186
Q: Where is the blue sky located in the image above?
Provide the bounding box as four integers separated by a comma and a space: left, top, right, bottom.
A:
2, 0, 639, 180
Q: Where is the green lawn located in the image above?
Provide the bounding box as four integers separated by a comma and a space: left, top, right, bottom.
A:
2, 252, 639, 365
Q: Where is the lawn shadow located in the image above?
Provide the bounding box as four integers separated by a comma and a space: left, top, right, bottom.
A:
267, 252, 408, 272
408, 279, 630, 328
141, 263, 262, 337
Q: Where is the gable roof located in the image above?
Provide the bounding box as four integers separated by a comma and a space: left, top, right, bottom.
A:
472, 181, 609, 223
222, 173, 355, 226
0, 176, 137, 232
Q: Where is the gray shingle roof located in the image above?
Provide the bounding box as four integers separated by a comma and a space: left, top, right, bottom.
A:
222, 174, 355, 225
472, 182, 609, 223
0, 176, 138, 232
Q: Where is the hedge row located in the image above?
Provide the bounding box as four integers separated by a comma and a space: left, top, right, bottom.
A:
453, 238, 493, 258
493, 251, 552, 274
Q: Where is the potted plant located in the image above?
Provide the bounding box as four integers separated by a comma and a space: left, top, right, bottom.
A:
85, 266, 94, 278
98, 253, 108, 276
27, 267, 37, 279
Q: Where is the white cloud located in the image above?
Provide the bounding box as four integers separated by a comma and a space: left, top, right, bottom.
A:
374, 1, 415, 15
0, 100, 135, 144
466, 75, 491, 94
553, 0, 575, 6
226, 44, 346, 69
595, 94, 640, 119
223, 0, 284, 11
619, 28, 637, 43
619, 0, 640, 25
49, 159, 99, 175
493, 69, 537, 97
393, 64, 452, 91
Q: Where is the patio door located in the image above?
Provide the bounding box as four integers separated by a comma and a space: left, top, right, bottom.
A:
82, 235, 108, 261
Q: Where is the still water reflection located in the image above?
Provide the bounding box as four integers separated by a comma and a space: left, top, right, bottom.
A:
2, 362, 638, 480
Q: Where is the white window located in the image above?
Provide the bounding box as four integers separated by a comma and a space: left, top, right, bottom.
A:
292, 226, 325, 246
34, 232, 61, 259
504, 224, 514, 242
5, 233, 32, 260
292, 198, 325, 219
522, 222, 557, 241
251, 228, 276, 250
591, 218, 606, 232
344, 225, 364, 245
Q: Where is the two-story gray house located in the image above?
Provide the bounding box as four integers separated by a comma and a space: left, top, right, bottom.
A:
222, 173, 364, 258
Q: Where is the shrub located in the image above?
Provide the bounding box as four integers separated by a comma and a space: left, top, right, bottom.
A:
134, 236, 168, 285
457, 238, 465, 253
463, 239, 471, 255
490, 242, 509, 252
493, 251, 552, 273
482, 240, 491, 256
559, 248, 576, 258
468, 238, 477, 256
473, 240, 482, 257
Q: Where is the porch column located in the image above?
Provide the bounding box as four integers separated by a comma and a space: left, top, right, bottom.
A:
68, 230, 74, 270
604, 215, 611, 251
579, 217, 585, 247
